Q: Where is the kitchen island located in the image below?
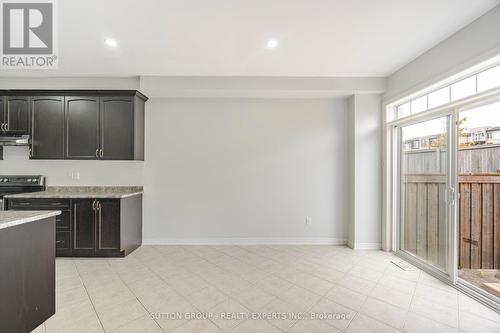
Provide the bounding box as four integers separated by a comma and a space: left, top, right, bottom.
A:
0, 211, 60, 333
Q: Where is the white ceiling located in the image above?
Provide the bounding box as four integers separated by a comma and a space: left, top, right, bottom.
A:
3, 0, 500, 77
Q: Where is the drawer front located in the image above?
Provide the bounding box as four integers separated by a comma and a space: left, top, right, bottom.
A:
55, 211, 71, 231
56, 232, 71, 250
9, 198, 70, 210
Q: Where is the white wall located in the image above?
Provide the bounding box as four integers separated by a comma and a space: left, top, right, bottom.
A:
0, 97, 349, 244
0, 148, 144, 185
385, 4, 500, 102
347, 94, 382, 249
142, 98, 348, 243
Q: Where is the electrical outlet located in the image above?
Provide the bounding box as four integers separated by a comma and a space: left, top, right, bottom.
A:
306, 217, 312, 225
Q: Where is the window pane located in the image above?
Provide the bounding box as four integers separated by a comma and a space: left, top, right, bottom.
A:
400, 116, 449, 272
450, 76, 476, 101
397, 102, 411, 119
411, 95, 428, 114
428, 87, 450, 108
477, 64, 500, 92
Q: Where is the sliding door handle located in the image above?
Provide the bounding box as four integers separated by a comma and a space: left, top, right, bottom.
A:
446, 187, 455, 205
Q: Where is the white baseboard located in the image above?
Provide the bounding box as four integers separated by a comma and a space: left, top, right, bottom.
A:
352, 242, 382, 250
143, 237, 347, 246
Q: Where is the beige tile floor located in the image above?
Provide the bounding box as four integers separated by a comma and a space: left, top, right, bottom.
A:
32, 245, 500, 333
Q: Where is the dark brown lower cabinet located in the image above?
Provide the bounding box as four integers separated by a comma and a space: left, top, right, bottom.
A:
7, 199, 72, 257
7, 195, 142, 258
72, 199, 96, 256
73, 199, 124, 256
96, 199, 121, 252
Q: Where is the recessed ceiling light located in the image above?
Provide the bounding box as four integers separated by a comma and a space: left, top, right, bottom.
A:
104, 38, 118, 48
267, 39, 278, 49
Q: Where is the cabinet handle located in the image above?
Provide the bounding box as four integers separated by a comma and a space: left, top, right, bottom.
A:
18, 202, 30, 206
92, 200, 96, 211
99, 149, 103, 158
95, 149, 99, 158
50, 202, 62, 206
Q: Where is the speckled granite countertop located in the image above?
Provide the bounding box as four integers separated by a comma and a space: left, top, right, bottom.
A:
0, 211, 61, 230
4, 186, 143, 199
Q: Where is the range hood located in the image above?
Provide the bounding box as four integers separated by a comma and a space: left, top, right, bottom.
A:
0, 135, 29, 146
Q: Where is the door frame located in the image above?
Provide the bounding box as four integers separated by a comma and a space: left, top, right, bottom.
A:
385, 88, 500, 310
393, 111, 457, 283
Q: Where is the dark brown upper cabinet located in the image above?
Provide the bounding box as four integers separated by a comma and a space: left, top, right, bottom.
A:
65, 96, 140, 160
31, 96, 65, 159
5, 96, 30, 134
65, 97, 100, 159
100, 97, 134, 160
0, 90, 147, 160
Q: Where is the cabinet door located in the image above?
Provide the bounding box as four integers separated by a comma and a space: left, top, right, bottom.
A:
65, 97, 99, 159
72, 199, 95, 255
31, 97, 64, 159
6, 96, 30, 134
0, 96, 5, 131
96, 199, 120, 251
100, 97, 134, 160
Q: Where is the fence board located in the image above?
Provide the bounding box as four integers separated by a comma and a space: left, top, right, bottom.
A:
416, 183, 428, 259
481, 184, 494, 268
470, 184, 482, 269
460, 183, 471, 269
403, 173, 499, 270
427, 184, 439, 265
495, 184, 500, 269
438, 183, 447, 270
405, 183, 417, 254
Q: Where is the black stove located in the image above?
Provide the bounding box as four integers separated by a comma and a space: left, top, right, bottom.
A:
0, 175, 46, 210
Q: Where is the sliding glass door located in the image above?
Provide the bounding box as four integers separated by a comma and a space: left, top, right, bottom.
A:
398, 115, 455, 277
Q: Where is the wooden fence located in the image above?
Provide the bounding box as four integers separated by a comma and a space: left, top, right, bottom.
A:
402, 174, 500, 270
403, 145, 500, 174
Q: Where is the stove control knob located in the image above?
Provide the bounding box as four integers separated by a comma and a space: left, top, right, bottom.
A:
31, 179, 38, 183
3, 178, 8, 182
27, 179, 32, 182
